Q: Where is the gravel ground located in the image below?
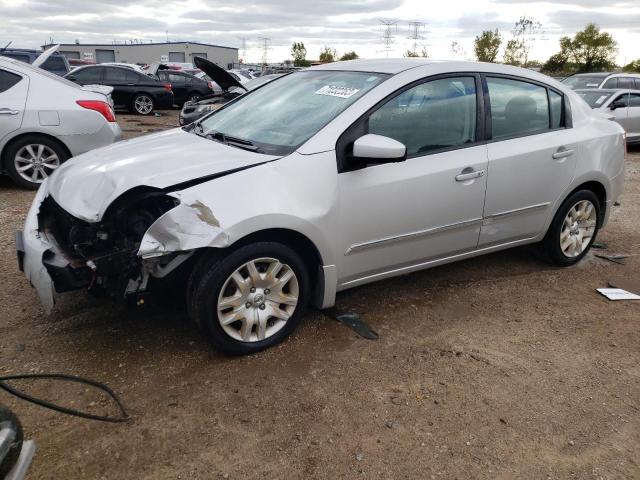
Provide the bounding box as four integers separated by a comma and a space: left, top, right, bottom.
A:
1, 111, 639, 479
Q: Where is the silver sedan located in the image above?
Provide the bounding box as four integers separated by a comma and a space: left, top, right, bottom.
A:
0, 56, 122, 189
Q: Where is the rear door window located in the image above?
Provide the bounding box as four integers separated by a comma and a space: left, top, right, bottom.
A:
549, 90, 564, 129
0, 69, 23, 93
368, 76, 477, 156
104, 67, 127, 83
487, 77, 550, 140
617, 77, 634, 89
602, 78, 618, 89
73, 67, 103, 83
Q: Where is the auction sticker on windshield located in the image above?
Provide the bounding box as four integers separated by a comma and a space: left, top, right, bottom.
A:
315, 85, 360, 98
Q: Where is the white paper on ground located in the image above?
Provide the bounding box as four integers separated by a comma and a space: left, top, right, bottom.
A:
597, 288, 640, 301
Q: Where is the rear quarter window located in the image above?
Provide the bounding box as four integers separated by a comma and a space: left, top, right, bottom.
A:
0, 69, 23, 93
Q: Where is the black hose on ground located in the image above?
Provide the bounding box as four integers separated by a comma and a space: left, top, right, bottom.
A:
0, 374, 130, 423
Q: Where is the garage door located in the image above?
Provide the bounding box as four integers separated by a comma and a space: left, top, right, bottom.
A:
61, 51, 80, 59
95, 49, 115, 63
169, 52, 186, 63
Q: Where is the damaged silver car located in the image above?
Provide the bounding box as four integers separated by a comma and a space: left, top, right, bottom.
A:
18, 59, 625, 355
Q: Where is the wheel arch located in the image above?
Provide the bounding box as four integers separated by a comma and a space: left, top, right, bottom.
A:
563, 180, 607, 227
1, 132, 72, 171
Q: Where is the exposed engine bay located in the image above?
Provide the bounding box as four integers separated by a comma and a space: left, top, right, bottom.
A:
36, 190, 185, 299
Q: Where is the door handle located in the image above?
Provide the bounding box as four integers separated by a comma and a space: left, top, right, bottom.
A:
127, 83, 135, 86
552, 148, 574, 160
455, 169, 485, 182
0, 108, 19, 115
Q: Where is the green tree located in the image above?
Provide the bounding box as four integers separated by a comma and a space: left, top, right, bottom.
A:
542, 23, 617, 74
623, 59, 640, 72
503, 16, 542, 66
291, 42, 310, 67
339, 51, 359, 61
474, 29, 502, 62
319, 46, 337, 63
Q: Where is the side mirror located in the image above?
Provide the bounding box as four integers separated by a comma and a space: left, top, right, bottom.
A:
610, 100, 626, 110
352, 134, 407, 164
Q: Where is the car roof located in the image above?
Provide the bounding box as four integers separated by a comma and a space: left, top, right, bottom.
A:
570, 72, 614, 78
576, 88, 640, 94
308, 58, 439, 74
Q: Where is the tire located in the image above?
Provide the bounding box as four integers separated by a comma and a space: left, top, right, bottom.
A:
3, 135, 69, 190
188, 242, 310, 355
186, 93, 200, 104
0, 405, 24, 478
541, 190, 601, 266
131, 93, 155, 115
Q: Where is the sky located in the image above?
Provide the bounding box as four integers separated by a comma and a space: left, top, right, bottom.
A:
1, 0, 639, 65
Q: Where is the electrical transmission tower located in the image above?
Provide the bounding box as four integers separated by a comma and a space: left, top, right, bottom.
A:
378, 20, 398, 56
407, 21, 426, 55
238, 37, 248, 63
258, 37, 271, 65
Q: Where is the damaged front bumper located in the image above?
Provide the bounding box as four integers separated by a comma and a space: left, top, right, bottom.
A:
17, 182, 56, 313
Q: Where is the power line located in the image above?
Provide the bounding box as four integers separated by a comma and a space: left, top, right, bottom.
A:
407, 21, 426, 55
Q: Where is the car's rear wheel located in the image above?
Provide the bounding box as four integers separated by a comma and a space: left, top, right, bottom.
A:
542, 190, 600, 266
188, 242, 309, 355
4, 135, 69, 189
132, 94, 154, 115
186, 93, 200, 103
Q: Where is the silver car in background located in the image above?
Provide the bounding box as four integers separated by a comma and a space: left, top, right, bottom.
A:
19, 59, 625, 355
0, 57, 122, 189
576, 88, 640, 144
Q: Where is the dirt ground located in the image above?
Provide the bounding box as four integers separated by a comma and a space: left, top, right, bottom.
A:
1, 111, 639, 479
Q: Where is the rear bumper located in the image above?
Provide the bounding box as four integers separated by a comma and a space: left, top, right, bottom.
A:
59, 122, 123, 157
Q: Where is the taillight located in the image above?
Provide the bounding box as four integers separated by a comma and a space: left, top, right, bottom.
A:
163, 83, 172, 92
207, 81, 213, 90
76, 100, 116, 123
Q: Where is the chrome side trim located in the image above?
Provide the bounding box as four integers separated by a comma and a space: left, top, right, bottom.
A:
484, 202, 550, 221
345, 218, 483, 256
339, 235, 538, 289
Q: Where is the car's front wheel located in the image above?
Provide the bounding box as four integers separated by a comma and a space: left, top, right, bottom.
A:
4, 135, 69, 189
542, 190, 601, 266
188, 242, 310, 355
131, 93, 154, 115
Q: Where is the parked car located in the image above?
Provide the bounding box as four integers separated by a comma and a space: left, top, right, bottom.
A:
18, 59, 625, 355
99, 62, 146, 73
180, 72, 283, 125
65, 65, 173, 115
0, 48, 70, 76
562, 72, 640, 90
194, 71, 223, 94
179, 56, 283, 125
227, 69, 253, 85
0, 56, 121, 189
576, 88, 640, 144
152, 69, 212, 106
0, 405, 35, 480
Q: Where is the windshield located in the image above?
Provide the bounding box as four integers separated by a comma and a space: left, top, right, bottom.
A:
576, 90, 615, 108
197, 70, 387, 155
562, 76, 604, 89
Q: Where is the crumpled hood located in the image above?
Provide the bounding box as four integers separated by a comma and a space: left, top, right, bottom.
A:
47, 128, 278, 222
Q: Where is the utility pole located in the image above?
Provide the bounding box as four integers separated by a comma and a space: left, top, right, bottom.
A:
407, 21, 426, 56
379, 20, 398, 57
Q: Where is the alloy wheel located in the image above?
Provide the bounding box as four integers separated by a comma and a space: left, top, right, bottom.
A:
134, 95, 153, 114
560, 199, 597, 257
217, 257, 299, 342
14, 144, 60, 184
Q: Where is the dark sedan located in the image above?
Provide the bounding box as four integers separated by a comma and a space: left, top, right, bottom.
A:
153, 70, 212, 106
65, 65, 173, 115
